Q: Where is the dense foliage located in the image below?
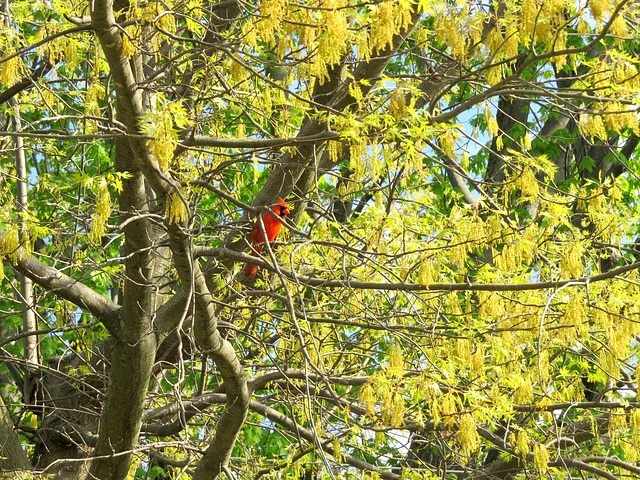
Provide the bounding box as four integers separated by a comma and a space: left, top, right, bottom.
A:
1, 0, 640, 479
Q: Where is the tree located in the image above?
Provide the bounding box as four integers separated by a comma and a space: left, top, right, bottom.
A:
1, 0, 640, 479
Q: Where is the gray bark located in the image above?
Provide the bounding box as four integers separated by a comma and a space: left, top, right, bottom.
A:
0, 395, 30, 472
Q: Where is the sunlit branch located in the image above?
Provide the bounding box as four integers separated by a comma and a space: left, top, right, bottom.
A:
0, 25, 93, 66
249, 399, 401, 480
197, 246, 640, 292
182, 131, 341, 148
0, 231, 120, 334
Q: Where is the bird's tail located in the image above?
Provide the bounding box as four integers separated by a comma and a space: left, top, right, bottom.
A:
244, 262, 258, 278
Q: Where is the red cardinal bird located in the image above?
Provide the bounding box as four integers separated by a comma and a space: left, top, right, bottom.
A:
244, 197, 290, 278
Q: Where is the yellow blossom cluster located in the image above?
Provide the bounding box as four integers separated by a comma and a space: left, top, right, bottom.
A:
121, 26, 139, 58
369, 2, 395, 54
257, 0, 286, 45
559, 244, 584, 278
446, 207, 489, 267
63, 38, 82, 72
613, 59, 639, 90
144, 96, 191, 170
628, 409, 640, 460
552, 30, 568, 69
0, 52, 22, 87
380, 388, 405, 427
533, 443, 550, 473
515, 429, 531, 456
0, 228, 20, 266
433, 8, 468, 60
89, 186, 111, 244
493, 229, 537, 276
358, 382, 376, 416
387, 343, 404, 375
165, 191, 188, 224
601, 102, 640, 136
478, 291, 505, 321
609, 408, 627, 446
590, 0, 615, 23
440, 394, 457, 428
357, 347, 406, 427
317, 0, 349, 69
579, 114, 607, 142
458, 413, 480, 455
519, 0, 538, 43
121, 3, 176, 59
85, 81, 106, 133
417, 253, 436, 285
514, 377, 533, 404
563, 292, 588, 336
512, 165, 539, 199
332, 436, 342, 463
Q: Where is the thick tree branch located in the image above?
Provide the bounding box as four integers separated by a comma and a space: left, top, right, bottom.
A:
143, 391, 400, 477
0, 61, 52, 106
0, 395, 30, 472
0, 233, 120, 335
91, 0, 249, 477
250, 399, 400, 480
548, 458, 621, 480
476, 413, 610, 480
568, 457, 640, 476
88, 2, 161, 479
248, 4, 423, 215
